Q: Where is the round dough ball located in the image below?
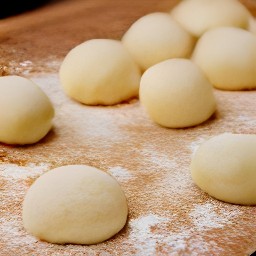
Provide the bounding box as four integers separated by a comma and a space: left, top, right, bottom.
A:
0, 75, 54, 145
192, 27, 256, 90
191, 133, 256, 205
59, 39, 141, 105
122, 12, 194, 71
139, 59, 216, 128
249, 16, 256, 35
171, 0, 251, 37
22, 165, 128, 244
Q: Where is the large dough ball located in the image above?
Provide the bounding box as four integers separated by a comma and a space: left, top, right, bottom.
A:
22, 165, 128, 244
59, 39, 141, 105
139, 59, 216, 128
171, 0, 251, 37
0, 75, 54, 145
192, 27, 256, 90
122, 12, 194, 71
191, 133, 256, 205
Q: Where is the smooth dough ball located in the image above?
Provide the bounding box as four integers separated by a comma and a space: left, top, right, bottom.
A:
191, 133, 256, 205
59, 39, 141, 105
139, 59, 216, 128
192, 27, 256, 90
249, 16, 256, 35
22, 165, 128, 244
171, 0, 251, 37
122, 12, 194, 71
0, 75, 54, 145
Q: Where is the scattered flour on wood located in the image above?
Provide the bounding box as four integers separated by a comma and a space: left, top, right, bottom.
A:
0, 163, 50, 179
107, 166, 133, 182
189, 203, 241, 231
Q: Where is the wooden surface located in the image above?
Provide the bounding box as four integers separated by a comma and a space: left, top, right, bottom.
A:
0, 0, 256, 255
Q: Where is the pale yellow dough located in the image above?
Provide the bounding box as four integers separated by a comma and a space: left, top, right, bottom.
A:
249, 16, 256, 35
22, 165, 128, 245
122, 12, 194, 71
171, 0, 251, 37
59, 39, 141, 105
139, 59, 216, 128
0, 76, 54, 145
191, 133, 256, 205
192, 27, 256, 90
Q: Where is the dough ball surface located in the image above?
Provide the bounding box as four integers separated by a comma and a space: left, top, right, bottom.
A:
0, 75, 54, 145
249, 16, 256, 35
122, 12, 194, 71
191, 133, 256, 205
192, 27, 256, 90
22, 165, 128, 245
171, 0, 250, 37
59, 39, 141, 105
139, 59, 216, 128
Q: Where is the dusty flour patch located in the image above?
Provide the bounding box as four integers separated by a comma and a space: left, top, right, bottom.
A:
189, 203, 241, 231
141, 147, 178, 170
107, 166, 133, 182
128, 214, 170, 256
237, 115, 256, 128
126, 202, 241, 255
0, 163, 50, 179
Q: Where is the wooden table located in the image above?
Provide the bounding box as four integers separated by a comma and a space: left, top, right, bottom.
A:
0, 0, 256, 255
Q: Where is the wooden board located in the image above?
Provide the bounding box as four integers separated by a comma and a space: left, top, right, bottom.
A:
0, 0, 256, 255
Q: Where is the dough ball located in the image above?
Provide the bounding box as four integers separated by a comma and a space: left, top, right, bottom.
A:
122, 12, 194, 71
139, 59, 216, 128
249, 16, 256, 35
192, 27, 256, 90
22, 165, 128, 244
59, 39, 141, 105
191, 133, 256, 205
171, 0, 251, 37
0, 75, 54, 145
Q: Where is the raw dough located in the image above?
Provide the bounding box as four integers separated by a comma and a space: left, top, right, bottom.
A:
191, 133, 256, 205
59, 39, 141, 105
192, 27, 256, 90
139, 59, 216, 128
171, 0, 250, 37
22, 165, 128, 244
249, 16, 256, 35
0, 75, 54, 145
122, 12, 194, 71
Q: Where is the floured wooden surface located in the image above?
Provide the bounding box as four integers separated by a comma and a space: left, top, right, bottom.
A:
0, 0, 256, 255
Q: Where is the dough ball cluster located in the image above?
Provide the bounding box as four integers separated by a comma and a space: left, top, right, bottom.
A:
191, 133, 256, 205
140, 59, 216, 128
192, 27, 256, 90
170, 0, 251, 37
59, 39, 141, 105
22, 165, 128, 245
0, 76, 54, 145
122, 12, 194, 71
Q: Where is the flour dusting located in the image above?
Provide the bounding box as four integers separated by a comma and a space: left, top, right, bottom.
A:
129, 214, 170, 256
189, 203, 241, 231
108, 166, 133, 182
0, 163, 50, 179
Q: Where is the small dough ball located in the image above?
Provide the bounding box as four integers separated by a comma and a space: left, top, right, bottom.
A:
191, 133, 256, 205
171, 0, 251, 37
139, 59, 216, 128
192, 27, 256, 90
22, 165, 128, 244
59, 39, 141, 105
122, 12, 194, 71
0, 75, 54, 145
